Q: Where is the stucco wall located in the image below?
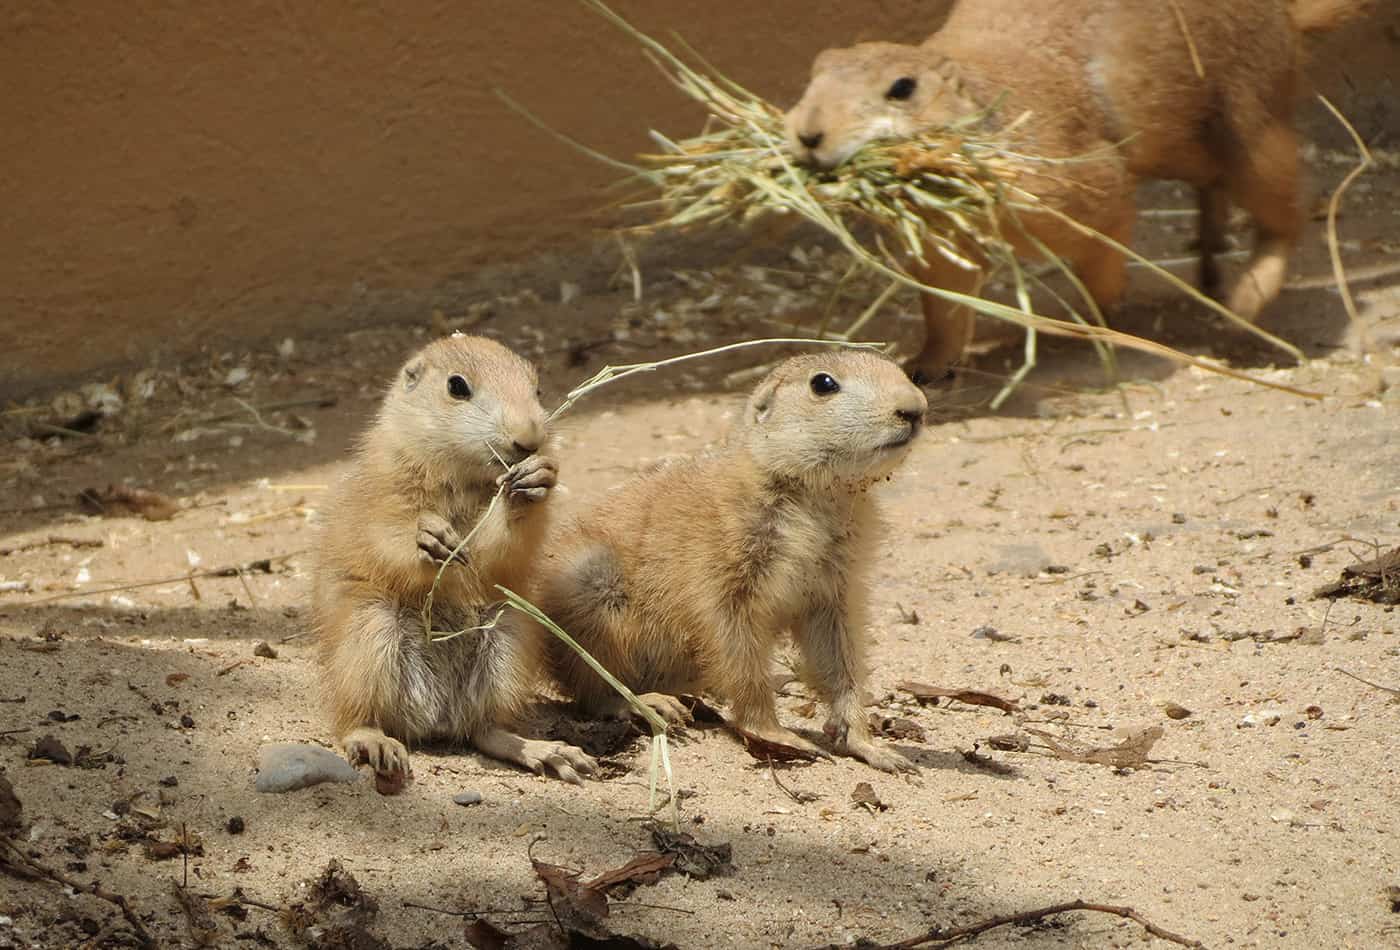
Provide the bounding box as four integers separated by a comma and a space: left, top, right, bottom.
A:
0, 1, 936, 396
0, 2, 1391, 397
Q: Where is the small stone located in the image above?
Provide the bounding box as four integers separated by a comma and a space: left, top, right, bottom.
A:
1305, 705, 1323, 720
179, 714, 195, 729
254, 744, 361, 793
971, 625, 1015, 642
226, 816, 245, 835
1171, 512, 1187, 524
1192, 565, 1213, 575
452, 790, 484, 807
1270, 808, 1296, 824
253, 641, 278, 659
1162, 703, 1193, 720
1239, 710, 1283, 728
158, 775, 178, 787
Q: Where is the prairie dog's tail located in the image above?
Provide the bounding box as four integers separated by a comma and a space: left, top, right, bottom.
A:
1291, 0, 1374, 34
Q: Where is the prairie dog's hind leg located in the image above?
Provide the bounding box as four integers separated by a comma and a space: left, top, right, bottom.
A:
471, 725, 597, 785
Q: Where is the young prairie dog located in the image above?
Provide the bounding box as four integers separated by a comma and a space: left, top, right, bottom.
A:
785, 0, 1370, 379
536, 351, 927, 773
312, 334, 596, 786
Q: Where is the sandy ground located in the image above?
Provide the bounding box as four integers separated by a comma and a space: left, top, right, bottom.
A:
1, 155, 1399, 949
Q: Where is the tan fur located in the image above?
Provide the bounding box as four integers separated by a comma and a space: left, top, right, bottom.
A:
536, 352, 928, 773
311, 333, 595, 785
785, 0, 1370, 379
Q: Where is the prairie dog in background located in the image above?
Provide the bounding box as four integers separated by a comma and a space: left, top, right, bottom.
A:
785, 0, 1371, 379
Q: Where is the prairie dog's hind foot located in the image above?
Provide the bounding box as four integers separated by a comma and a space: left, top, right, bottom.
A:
472, 726, 597, 785
840, 733, 916, 774
591, 691, 693, 728
343, 727, 412, 781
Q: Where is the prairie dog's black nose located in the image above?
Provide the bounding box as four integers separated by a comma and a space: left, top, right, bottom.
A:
895, 407, 923, 429
798, 131, 824, 150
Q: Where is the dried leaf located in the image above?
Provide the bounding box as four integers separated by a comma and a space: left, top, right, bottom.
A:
27, 735, 72, 766
0, 772, 22, 831
283, 859, 389, 950
650, 827, 733, 879
165, 673, 190, 687
77, 485, 180, 521
172, 881, 220, 946
464, 919, 512, 950
898, 681, 1020, 714
850, 781, 888, 813
868, 714, 927, 743
1027, 725, 1164, 769
728, 725, 820, 763
985, 733, 1030, 753
586, 852, 677, 893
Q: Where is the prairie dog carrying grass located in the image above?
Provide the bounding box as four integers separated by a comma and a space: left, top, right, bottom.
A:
537, 351, 928, 773
312, 334, 596, 786
785, 0, 1370, 380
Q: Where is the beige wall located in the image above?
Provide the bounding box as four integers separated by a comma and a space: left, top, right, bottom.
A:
0, 2, 1391, 397
0, 1, 935, 397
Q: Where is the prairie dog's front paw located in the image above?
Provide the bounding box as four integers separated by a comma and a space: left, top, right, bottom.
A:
499, 454, 557, 503
343, 728, 412, 781
842, 734, 916, 774
417, 511, 467, 565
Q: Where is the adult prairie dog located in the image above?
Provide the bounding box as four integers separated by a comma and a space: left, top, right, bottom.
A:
537, 351, 927, 773
312, 333, 595, 786
785, 0, 1370, 379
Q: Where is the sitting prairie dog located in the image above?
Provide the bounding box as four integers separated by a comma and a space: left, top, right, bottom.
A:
785, 0, 1370, 379
312, 333, 596, 786
536, 351, 928, 773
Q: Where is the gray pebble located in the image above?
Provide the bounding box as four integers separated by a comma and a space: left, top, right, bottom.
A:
254, 743, 361, 793
452, 790, 484, 807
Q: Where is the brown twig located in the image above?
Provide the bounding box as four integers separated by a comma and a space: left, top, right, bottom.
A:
0, 535, 105, 557
840, 898, 1205, 949
0, 836, 155, 948
1335, 667, 1400, 697
22, 551, 304, 605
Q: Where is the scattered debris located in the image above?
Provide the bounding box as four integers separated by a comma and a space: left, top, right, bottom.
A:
1162, 703, 1193, 720
0, 836, 155, 948
77, 485, 180, 521
1313, 546, 1399, 604
959, 747, 1017, 776
0, 772, 21, 831
868, 714, 927, 743
0, 535, 104, 557
145, 827, 202, 861
172, 880, 220, 946
985, 733, 1031, 753
226, 816, 246, 835
1025, 725, 1164, 769
728, 725, 822, 764
650, 826, 733, 879
452, 791, 484, 807
971, 624, 1018, 643
253, 641, 279, 659
850, 782, 888, 813
254, 743, 361, 793
898, 682, 1020, 715
895, 602, 921, 625
533, 859, 609, 930
1239, 710, 1284, 728
283, 859, 390, 950
586, 852, 677, 895
840, 898, 1205, 948
27, 734, 72, 765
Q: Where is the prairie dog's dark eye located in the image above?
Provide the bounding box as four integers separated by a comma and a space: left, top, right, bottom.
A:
886, 77, 917, 101
447, 374, 472, 400
809, 373, 841, 396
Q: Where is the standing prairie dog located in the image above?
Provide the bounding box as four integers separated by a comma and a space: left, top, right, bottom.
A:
312, 334, 595, 786
536, 351, 928, 773
785, 0, 1370, 379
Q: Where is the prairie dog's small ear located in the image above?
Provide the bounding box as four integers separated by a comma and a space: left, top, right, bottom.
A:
747, 377, 781, 425
403, 360, 424, 392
